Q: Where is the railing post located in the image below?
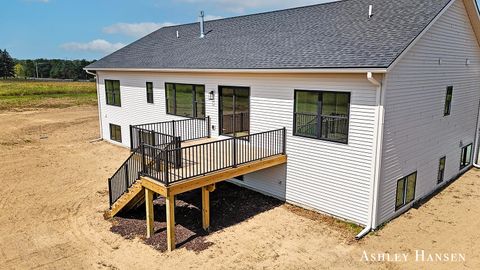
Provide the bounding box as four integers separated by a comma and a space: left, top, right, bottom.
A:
150, 130, 155, 146
164, 148, 170, 186
129, 125, 134, 150
282, 127, 287, 155
175, 136, 182, 168
207, 116, 211, 138
108, 178, 113, 208
141, 144, 146, 175
124, 163, 129, 192
232, 137, 237, 168
172, 120, 176, 138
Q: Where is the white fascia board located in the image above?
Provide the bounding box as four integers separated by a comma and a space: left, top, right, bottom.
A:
83, 67, 388, 74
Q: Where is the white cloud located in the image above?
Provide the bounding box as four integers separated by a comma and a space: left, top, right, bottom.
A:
204, 15, 224, 21
103, 22, 176, 38
176, 0, 336, 13
61, 39, 126, 54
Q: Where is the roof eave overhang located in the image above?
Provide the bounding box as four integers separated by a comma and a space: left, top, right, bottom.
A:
463, 0, 480, 46
83, 67, 388, 74
387, 0, 480, 72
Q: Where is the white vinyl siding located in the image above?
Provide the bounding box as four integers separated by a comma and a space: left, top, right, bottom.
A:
378, 0, 480, 224
96, 71, 378, 225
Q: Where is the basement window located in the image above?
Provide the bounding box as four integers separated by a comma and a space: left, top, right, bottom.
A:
165, 83, 205, 118
395, 172, 417, 211
444, 86, 453, 116
437, 156, 446, 184
293, 90, 350, 144
460, 143, 472, 170
109, 124, 122, 143
105, 80, 121, 106
146, 82, 154, 104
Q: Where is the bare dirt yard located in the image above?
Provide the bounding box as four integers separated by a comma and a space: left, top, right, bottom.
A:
0, 106, 479, 269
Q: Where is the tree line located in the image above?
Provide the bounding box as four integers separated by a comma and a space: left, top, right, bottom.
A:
0, 49, 96, 80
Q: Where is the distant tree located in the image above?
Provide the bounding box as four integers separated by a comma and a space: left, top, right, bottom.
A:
14, 63, 26, 78
0, 52, 4, 78
23, 60, 36, 77
0, 50, 15, 78
11, 58, 95, 80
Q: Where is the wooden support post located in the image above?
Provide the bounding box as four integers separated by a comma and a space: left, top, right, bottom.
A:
166, 194, 176, 251
145, 188, 154, 238
202, 186, 210, 231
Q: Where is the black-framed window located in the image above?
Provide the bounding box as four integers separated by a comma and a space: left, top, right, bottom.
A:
438, 156, 446, 184
293, 90, 350, 144
444, 86, 453, 116
105, 80, 121, 106
165, 83, 205, 118
460, 143, 472, 169
395, 172, 417, 210
109, 124, 122, 142
146, 82, 154, 104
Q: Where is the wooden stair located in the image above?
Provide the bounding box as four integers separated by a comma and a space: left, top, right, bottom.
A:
107, 182, 145, 218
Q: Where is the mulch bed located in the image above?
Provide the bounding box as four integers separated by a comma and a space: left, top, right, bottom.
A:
110, 182, 283, 252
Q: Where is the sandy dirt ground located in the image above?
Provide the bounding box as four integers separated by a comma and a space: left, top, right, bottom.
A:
0, 106, 478, 270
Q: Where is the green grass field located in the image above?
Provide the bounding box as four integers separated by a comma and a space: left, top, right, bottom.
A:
0, 79, 97, 111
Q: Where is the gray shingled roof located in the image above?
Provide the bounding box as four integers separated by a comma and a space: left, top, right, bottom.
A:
86, 0, 452, 70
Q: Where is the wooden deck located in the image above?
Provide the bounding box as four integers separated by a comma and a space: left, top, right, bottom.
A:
141, 154, 287, 197
107, 136, 287, 251
107, 127, 287, 251
144, 135, 286, 185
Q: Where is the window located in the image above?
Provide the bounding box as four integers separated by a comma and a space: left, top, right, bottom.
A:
105, 80, 121, 106
165, 83, 205, 118
395, 172, 417, 210
438, 156, 446, 184
294, 90, 350, 144
109, 124, 122, 142
444, 86, 453, 116
146, 82, 154, 103
460, 143, 472, 169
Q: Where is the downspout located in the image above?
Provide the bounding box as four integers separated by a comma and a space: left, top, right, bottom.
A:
356, 72, 385, 239
472, 99, 480, 168
85, 69, 104, 140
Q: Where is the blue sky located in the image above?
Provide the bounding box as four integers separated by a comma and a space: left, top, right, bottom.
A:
2, 0, 335, 60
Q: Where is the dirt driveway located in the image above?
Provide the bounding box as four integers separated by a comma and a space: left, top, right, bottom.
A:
0, 106, 478, 269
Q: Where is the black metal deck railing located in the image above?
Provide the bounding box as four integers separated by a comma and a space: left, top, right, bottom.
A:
107, 147, 143, 206
130, 117, 210, 149
108, 121, 286, 207
108, 136, 182, 206
142, 128, 286, 186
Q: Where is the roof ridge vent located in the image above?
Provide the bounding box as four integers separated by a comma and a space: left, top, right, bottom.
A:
199, 11, 205, 38
368, 5, 373, 18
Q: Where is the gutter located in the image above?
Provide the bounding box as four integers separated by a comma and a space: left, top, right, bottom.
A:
85, 69, 96, 77
356, 72, 385, 239
82, 67, 388, 74
85, 69, 104, 140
